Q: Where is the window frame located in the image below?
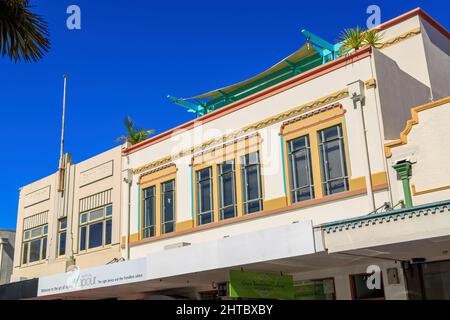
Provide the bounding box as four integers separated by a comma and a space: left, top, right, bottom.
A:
218, 160, 238, 220
161, 179, 176, 234
318, 124, 349, 196
22, 224, 48, 265
142, 185, 156, 239
196, 167, 214, 225
241, 151, 264, 215
78, 204, 113, 253
57, 217, 67, 257
287, 134, 315, 203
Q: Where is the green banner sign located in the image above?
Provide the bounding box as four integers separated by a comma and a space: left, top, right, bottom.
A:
228, 270, 295, 300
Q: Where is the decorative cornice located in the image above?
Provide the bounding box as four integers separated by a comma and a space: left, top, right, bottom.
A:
138, 163, 177, 183
322, 199, 450, 233
191, 132, 261, 162
378, 27, 422, 50
132, 89, 349, 174
384, 96, 450, 158
280, 103, 344, 132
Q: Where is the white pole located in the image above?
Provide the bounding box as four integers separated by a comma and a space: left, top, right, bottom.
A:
58, 75, 68, 192
59, 75, 68, 168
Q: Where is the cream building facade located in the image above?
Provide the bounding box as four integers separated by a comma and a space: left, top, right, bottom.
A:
8, 8, 450, 300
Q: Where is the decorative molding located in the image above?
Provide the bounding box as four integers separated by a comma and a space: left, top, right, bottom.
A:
79, 189, 112, 213
23, 186, 51, 208
280, 104, 345, 135
322, 200, 450, 233
79, 161, 114, 187
412, 184, 450, 196
378, 27, 422, 50
365, 79, 377, 89
138, 163, 177, 183
23, 211, 49, 230
385, 96, 450, 158
132, 89, 349, 175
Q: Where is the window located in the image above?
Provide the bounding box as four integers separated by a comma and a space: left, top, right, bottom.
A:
22, 224, 47, 264
318, 124, 349, 196
294, 278, 335, 300
287, 135, 314, 203
196, 167, 214, 225
143, 186, 156, 238
350, 273, 385, 300
79, 204, 112, 251
161, 180, 175, 234
58, 218, 67, 256
241, 152, 263, 214
218, 160, 237, 220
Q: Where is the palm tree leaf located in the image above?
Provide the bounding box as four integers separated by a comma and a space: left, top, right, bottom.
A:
0, 0, 51, 62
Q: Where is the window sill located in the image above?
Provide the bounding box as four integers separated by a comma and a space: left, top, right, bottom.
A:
76, 243, 119, 256
20, 260, 47, 269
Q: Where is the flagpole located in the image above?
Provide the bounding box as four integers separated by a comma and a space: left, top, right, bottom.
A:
58, 75, 68, 192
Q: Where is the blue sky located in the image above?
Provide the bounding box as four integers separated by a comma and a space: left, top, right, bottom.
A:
0, 0, 448, 229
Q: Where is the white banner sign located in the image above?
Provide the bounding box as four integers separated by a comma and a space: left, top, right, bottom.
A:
37, 258, 146, 296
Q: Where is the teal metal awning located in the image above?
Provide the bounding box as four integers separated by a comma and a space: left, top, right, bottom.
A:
168, 30, 344, 117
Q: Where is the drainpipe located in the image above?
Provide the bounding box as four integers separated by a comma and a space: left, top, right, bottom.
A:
393, 161, 413, 208
348, 80, 376, 212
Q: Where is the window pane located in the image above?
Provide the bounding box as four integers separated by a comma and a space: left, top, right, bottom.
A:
319, 125, 348, 196
29, 239, 41, 263
322, 126, 339, 141
197, 168, 212, 223
105, 219, 112, 245
105, 205, 113, 217
162, 180, 175, 231
80, 226, 87, 251
80, 213, 88, 224
163, 222, 174, 234
42, 237, 47, 260
90, 208, 104, 221
288, 135, 314, 203
59, 232, 66, 256
246, 165, 260, 200
219, 161, 236, 220
43, 225, 48, 235
247, 200, 262, 214
199, 213, 213, 225
88, 222, 104, 249
24, 230, 30, 240
59, 218, 67, 230
22, 243, 29, 264
242, 152, 263, 214
31, 227, 41, 238
144, 187, 155, 229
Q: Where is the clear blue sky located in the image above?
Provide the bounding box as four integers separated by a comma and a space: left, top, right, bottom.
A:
0, 0, 448, 229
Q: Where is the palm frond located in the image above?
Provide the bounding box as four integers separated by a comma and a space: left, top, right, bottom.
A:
0, 0, 51, 62
363, 29, 385, 48
339, 26, 365, 53
117, 116, 154, 145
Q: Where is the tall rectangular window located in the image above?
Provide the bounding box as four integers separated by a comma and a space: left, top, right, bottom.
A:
318, 124, 349, 195
241, 152, 263, 214
143, 186, 156, 238
196, 167, 213, 225
287, 135, 314, 203
161, 180, 175, 234
218, 160, 237, 220
57, 217, 67, 256
79, 204, 112, 251
22, 224, 48, 265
